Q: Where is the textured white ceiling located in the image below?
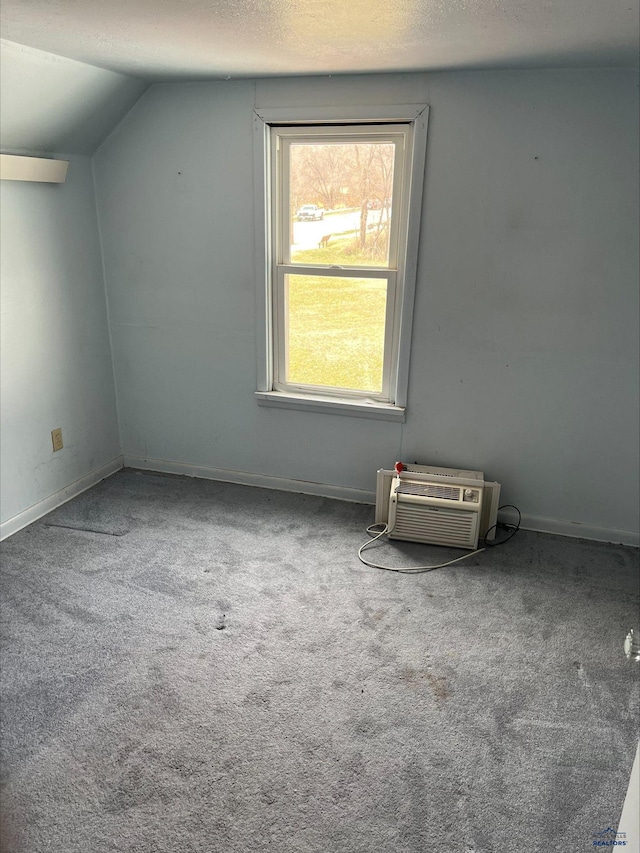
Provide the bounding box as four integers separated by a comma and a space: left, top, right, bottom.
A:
1, 0, 638, 80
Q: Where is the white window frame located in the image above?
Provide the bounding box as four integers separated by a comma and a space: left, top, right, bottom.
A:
253, 105, 429, 422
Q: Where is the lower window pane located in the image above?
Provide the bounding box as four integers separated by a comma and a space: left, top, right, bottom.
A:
285, 274, 387, 393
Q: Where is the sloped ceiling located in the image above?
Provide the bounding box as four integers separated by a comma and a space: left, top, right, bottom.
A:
1, 0, 638, 81
1, 0, 637, 155
0, 40, 148, 156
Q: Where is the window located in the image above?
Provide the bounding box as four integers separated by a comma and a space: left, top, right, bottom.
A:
254, 106, 428, 421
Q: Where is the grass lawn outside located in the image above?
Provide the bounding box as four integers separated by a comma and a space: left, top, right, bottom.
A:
287, 274, 387, 392
286, 234, 389, 393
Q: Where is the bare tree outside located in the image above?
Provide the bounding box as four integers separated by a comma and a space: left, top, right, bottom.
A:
290, 141, 395, 265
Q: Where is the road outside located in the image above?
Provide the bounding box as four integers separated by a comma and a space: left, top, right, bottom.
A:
291, 209, 386, 253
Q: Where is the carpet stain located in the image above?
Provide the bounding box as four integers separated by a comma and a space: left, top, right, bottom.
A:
243, 690, 270, 709
260, 587, 278, 599
149, 666, 181, 713
573, 660, 591, 688
330, 752, 365, 804
359, 606, 388, 629
351, 717, 383, 738
398, 667, 451, 701
521, 592, 543, 615
38, 593, 104, 627
426, 672, 451, 701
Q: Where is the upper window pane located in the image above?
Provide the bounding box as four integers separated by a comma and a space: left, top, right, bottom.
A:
289, 141, 395, 268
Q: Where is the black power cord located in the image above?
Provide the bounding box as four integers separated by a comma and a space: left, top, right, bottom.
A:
482, 504, 522, 547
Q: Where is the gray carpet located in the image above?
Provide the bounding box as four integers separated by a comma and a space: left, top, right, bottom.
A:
0, 468, 638, 853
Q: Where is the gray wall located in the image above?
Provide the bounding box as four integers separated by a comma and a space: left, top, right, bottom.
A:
92, 69, 639, 541
0, 41, 147, 532
0, 155, 121, 526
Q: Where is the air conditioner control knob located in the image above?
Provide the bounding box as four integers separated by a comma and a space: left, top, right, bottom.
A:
464, 489, 477, 501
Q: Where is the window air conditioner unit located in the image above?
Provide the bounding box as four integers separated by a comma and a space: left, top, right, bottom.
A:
375, 464, 501, 550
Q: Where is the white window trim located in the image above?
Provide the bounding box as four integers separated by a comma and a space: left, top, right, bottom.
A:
253, 104, 429, 421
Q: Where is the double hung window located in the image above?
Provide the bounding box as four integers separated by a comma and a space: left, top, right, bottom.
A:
254, 106, 428, 420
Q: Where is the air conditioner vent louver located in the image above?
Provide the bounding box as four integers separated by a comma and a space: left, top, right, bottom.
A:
387, 474, 486, 549
393, 504, 478, 548
396, 482, 461, 500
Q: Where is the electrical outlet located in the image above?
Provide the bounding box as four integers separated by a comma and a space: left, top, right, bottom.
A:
51, 428, 63, 452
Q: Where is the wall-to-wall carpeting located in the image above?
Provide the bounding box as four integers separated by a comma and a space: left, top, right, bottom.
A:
1, 469, 638, 852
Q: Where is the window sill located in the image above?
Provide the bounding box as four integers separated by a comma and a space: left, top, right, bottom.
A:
255, 391, 405, 422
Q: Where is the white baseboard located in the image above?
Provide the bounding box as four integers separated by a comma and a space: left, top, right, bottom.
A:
0, 456, 124, 541
511, 512, 639, 548
55, 455, 636, 549
123, 455, 376, 505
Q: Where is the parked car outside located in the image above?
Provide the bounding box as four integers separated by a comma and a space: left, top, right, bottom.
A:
297, 204, 325, 221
